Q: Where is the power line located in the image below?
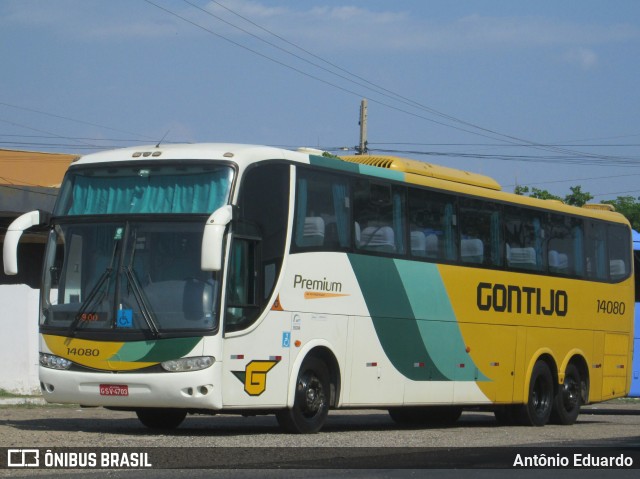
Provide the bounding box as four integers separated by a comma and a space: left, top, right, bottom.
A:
0, 102, 155, 141
144, 0, 638, 163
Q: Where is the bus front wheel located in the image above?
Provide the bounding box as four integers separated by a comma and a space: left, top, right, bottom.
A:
276, 356, 330, 434
518, 360, 554, 426
136, 408, 187, 429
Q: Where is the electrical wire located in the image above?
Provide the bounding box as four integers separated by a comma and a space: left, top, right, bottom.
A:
154, 0, 640, 164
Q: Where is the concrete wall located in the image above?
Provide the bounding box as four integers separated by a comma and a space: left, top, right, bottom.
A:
0, 284, 40, 394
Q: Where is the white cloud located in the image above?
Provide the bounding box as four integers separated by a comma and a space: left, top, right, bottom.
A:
563, 47, 599, 70
2, 0, 639, 54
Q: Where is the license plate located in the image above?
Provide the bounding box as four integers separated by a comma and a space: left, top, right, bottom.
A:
99, 384, 129, 396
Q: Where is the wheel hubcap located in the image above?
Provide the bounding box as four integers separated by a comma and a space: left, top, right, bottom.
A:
562, 377, 580, 410
298, 373, 325, 417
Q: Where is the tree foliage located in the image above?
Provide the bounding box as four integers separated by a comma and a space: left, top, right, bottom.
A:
515, 185, 640, 231
602, 196, 640, 231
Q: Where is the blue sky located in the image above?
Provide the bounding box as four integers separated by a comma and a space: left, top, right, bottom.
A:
2, 0, 640, 200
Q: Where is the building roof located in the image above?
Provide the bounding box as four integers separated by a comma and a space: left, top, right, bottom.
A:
0, 149, 77, 188
0, 149, 77, 217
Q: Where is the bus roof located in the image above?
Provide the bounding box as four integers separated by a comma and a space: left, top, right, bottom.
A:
71, 143, 309, 166
72, 143, 629, 226
340, 154, 501, 191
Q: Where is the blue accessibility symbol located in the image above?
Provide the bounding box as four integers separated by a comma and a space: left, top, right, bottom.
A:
117, 309, 133, 328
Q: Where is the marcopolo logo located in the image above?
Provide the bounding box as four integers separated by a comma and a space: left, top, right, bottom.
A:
476, 282, 568, 317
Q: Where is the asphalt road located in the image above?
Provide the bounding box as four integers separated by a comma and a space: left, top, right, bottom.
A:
0, 399, 639, 477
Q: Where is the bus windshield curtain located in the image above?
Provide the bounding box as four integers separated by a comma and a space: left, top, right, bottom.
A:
66, 174, 228, 215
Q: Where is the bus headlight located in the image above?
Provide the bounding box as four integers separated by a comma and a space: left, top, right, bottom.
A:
40, 353, 72, 370
161, 356, 215, 372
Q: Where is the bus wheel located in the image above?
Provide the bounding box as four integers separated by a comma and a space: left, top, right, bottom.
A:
550, 363, 582, 425
518, 360, 554, 426
388, 406, 462, 426
276, 357, 330, 434
136, 408, 187, 429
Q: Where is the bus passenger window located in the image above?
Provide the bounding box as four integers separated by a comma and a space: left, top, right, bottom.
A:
294, 169, 350, 251
408, 188, 457, 261
354, 181, 405, 255
547, 215, 581, 277
504, 207, 543, 271
607, 224, 631, 281
459, 198, 502, 266
585, 221, 607, 280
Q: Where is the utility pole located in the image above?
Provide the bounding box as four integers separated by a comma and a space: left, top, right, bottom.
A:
357, 98, 368, 155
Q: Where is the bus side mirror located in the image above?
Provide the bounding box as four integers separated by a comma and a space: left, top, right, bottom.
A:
201, 205, 233, 271
3, 210, 50, 275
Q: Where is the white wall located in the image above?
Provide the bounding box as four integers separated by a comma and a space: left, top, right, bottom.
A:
0, 285, 40, 394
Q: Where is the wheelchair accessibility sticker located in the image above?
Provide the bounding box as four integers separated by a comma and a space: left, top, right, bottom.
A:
116, 309, 133, 328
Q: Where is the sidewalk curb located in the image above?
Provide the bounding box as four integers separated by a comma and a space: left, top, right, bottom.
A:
0, 397, 47, 406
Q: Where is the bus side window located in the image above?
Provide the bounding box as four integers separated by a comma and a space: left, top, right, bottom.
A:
547, 214, 578, 276
294, 169, 350, 251
585, 221, 607, 280
408, 188, 457, 261
353, 181, 405, 255
504, 207, 544, 272
607, 224, 631, 281
458, 198, 502, 266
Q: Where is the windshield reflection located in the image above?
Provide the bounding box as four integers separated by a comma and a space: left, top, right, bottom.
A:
42, 221, 219, 334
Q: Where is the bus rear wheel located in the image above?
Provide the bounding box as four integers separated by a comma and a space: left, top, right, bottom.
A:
550, 363, 583, 425
518, 360, 554, 426
388, 406, 462, 426
136, 408, 187, 429
276, 356, 330, 434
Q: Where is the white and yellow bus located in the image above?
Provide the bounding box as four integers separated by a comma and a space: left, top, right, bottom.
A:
3, 144, 634, 433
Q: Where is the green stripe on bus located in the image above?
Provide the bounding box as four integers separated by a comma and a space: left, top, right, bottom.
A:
393, 260, 488, 382
348, 254, 448, 381
308, 155, 405, 182
116, 337, 201, 362
309, 155, 360, 173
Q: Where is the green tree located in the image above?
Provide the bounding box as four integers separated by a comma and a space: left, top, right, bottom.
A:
564, 185, 593, 207
602, 196, 640, 231
515, 184, 640, 231
514, 185, 562, 201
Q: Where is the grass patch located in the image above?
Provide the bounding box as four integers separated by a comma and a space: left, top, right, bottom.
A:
0, 389, 21, 398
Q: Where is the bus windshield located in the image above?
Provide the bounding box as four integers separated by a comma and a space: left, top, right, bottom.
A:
42, 221, 219, 335
54, 164, 233, 216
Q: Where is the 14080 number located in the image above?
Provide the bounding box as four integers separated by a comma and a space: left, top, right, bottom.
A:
596, 299, 626, 315
66, 347, 100, 357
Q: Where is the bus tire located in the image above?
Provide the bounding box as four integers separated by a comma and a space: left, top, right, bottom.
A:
136, 408, 187, 429
388, 406, 462, 427
276, 356, 330, 434
518, 360, 554, 426
550, 363, 582, 425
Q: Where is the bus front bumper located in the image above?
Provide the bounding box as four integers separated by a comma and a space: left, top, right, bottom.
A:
39, 363, 223, 410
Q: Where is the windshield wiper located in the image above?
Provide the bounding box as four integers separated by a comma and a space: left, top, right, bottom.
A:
123, 266, 160, 337
121, 228, 160, 337
67, 241, 118, 337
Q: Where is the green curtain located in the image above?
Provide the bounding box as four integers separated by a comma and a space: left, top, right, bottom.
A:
67, 173, 228, 215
